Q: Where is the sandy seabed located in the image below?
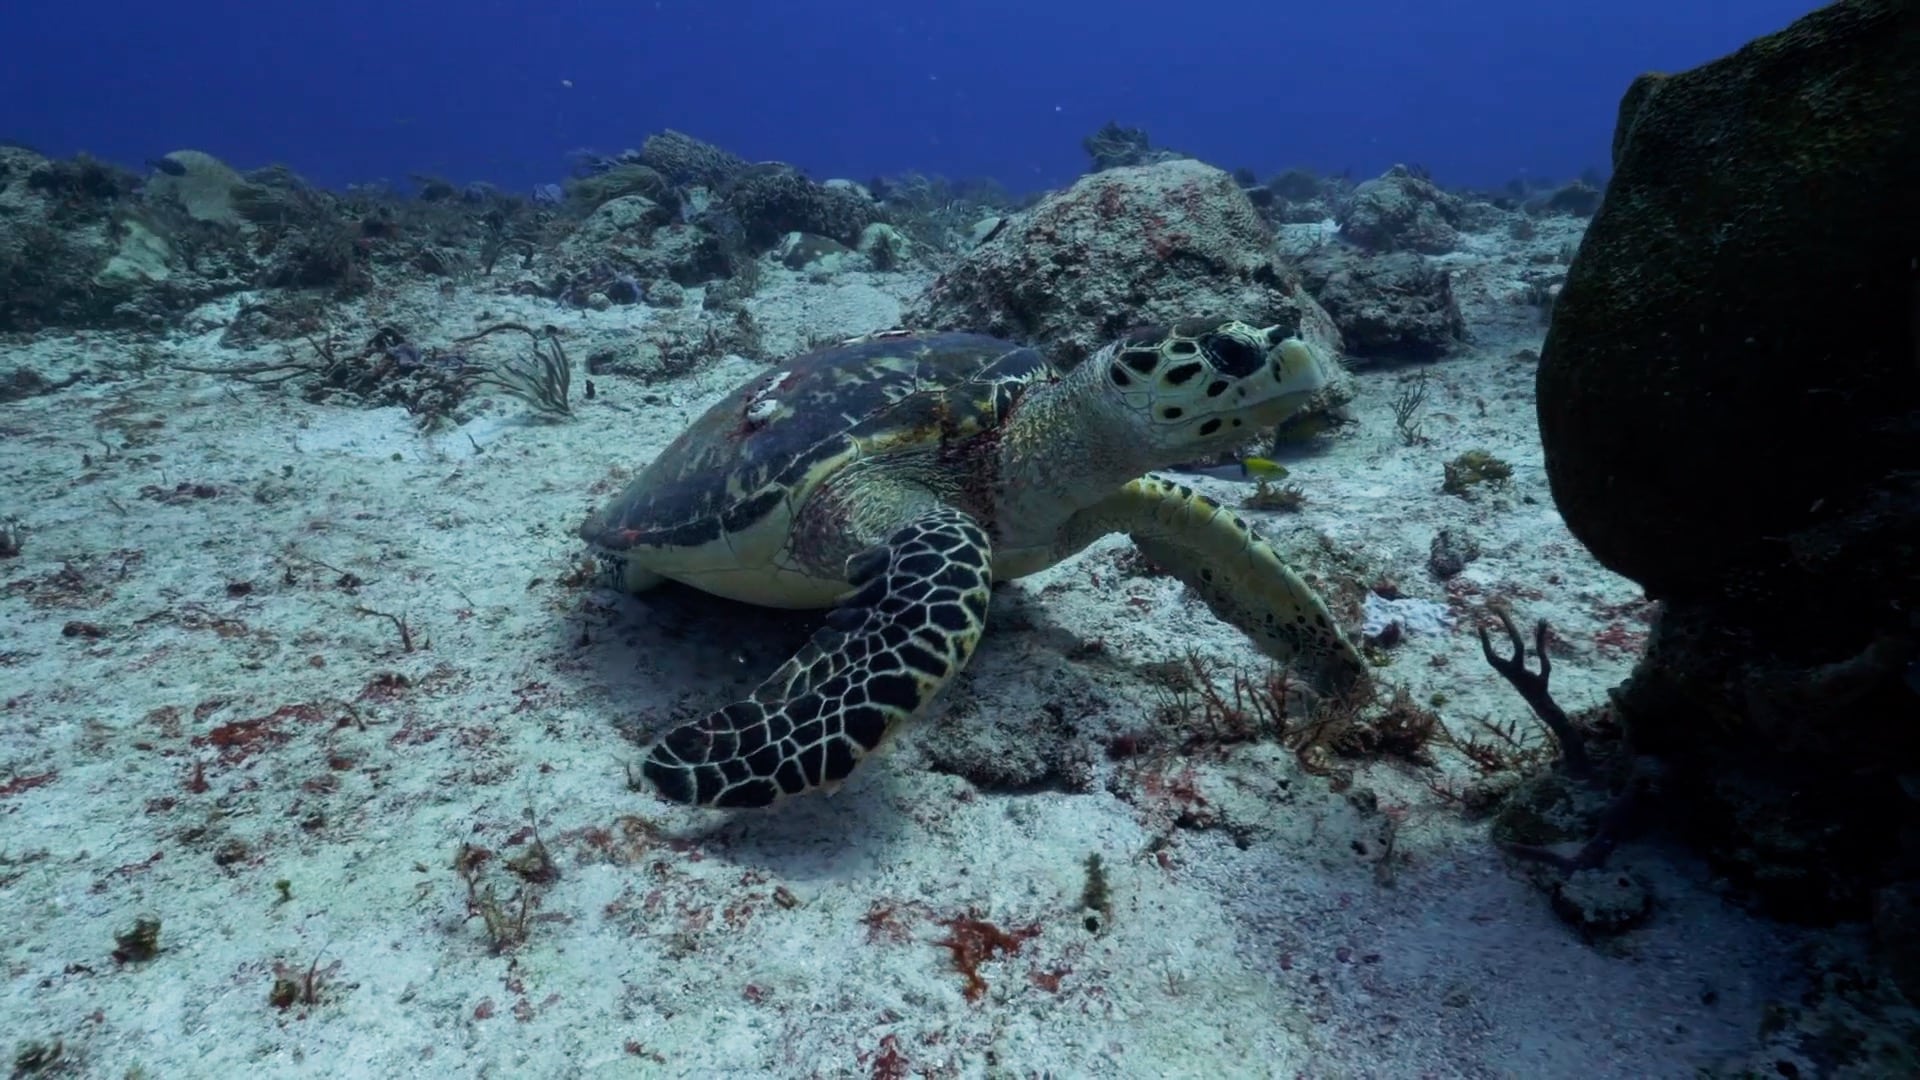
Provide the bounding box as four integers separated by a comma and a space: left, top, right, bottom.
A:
1, 219, 1813, 1078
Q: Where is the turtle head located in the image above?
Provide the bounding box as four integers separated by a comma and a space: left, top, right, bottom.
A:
1087, 318, 1339, 464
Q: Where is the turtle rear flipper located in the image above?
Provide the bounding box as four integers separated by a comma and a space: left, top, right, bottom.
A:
1068, 477, 1369, 695
641, 505, 993, 808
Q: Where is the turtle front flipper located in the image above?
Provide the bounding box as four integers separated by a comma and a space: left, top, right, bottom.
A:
641, 506, 993, 808
1067, 477, 1369, 695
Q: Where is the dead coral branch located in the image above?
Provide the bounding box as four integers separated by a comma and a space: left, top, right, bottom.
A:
1477, 608, 1591, 778
455, 322, 572, 418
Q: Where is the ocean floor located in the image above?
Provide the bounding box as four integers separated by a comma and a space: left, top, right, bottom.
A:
0, 230, 1830, 1077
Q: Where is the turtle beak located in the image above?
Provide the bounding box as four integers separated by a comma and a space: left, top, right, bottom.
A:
1268, 337, 1333, 393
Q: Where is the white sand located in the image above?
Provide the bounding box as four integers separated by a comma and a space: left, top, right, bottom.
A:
0, 234, 1809, 1078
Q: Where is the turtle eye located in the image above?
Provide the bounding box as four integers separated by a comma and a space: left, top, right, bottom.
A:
1202, 333, 1263, 377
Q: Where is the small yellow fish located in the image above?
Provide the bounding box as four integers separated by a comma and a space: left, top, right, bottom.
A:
1172, 456, 1289, 483
1239, 456, 1289, 480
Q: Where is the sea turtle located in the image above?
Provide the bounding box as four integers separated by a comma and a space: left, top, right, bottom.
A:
580, 318, 1369, 808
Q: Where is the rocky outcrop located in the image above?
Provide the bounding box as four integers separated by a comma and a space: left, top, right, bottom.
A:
0, 148, 253, 331
1335, 165, 1464, 254
1535, 0, 1920, 924
905, 159, 1342, 368
720, 163, 876, 250
1296, 249, 1465, 362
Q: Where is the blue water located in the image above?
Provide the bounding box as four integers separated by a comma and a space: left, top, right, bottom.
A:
4, 0, 1822, 195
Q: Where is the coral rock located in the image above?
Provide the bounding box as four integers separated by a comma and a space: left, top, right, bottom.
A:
906, 159, 1342, 368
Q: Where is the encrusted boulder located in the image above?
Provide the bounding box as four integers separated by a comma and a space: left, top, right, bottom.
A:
641, 225, 733, 285
561, 195, 674, 254
1536, 0, 1920, 922
555, 197, 729, 289
1296, 249, 1465, 362
1261, 169, 1346, 225
638, 129, 749, 190
1537, 180, 1603, 219
1081, 121, 1189, 173
565, 163, 672, 211
774, 231, 858, 273
905, 159, 1342, 368
1336, 165, 1464, 254
721, 163, 877, 250
1540, 0, 1918, 627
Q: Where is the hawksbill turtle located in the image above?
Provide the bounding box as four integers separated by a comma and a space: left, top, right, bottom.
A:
579, 318, 1369, 808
